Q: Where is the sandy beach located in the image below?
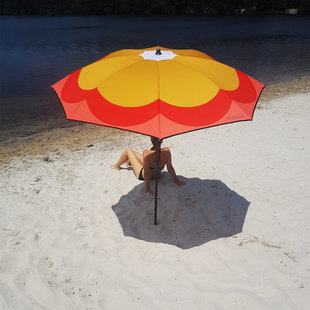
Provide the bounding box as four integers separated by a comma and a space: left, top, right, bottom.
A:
0, 77, 310, 309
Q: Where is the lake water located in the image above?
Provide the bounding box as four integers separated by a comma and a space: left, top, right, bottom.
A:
0, 16, 310, 121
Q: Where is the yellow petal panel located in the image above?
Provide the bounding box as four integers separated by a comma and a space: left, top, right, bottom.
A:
175, 56, 239, 91
159, 60, 220, 107
97, 60, 159, 107
78, 54, 142, 90
171, 49, 213, 60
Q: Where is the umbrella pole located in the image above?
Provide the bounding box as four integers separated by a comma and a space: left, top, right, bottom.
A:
154, 138, 160, 225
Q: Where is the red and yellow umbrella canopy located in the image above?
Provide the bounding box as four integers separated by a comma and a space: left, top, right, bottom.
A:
52, 46, 264, 139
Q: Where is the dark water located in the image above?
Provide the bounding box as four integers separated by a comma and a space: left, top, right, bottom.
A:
0, 16, 310, 121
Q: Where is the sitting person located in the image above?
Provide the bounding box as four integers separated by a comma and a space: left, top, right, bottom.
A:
111, 137, 186, 195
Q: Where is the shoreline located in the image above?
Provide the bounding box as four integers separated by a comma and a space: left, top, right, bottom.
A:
0, 75, 309, 165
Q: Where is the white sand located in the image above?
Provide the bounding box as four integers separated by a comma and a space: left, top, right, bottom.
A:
0, 93, 309, 309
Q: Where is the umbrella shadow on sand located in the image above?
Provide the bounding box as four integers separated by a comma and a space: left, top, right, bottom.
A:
112, 173, 250, 249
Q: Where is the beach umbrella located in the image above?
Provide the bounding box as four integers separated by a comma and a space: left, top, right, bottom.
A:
52, 46, 265, 225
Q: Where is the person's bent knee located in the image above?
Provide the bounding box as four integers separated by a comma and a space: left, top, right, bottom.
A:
125, 148, 136, 158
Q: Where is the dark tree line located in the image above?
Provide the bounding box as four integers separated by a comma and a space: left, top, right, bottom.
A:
1, 0, 309, 15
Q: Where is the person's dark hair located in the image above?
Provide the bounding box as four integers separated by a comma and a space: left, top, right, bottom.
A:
150, 136, 162, 149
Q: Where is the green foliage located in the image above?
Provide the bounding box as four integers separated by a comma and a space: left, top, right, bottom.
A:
0, 0, 308, 15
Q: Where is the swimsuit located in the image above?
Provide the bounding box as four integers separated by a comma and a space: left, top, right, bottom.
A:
139, 165, 165, 181
138, 168, 144, 181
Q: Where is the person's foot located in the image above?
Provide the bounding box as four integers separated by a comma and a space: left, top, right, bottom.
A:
110, 165, 120, 170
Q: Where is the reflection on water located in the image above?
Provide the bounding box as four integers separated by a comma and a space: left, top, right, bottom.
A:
0, 16, 310, 121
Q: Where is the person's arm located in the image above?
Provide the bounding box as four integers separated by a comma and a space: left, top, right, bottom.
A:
143, 151, 153, 195
166, 152, 186, 186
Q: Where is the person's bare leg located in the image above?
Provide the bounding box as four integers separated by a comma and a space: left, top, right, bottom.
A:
111, 148, 143, 179
128, 150, 144, 178
111, 148, 130, 170
124, 152, 141, 167
133, 151, 143, 164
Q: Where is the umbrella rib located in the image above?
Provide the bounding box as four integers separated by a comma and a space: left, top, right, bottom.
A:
174, 49, 216, 60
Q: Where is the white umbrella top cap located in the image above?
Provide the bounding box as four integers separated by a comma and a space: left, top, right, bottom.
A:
139, 49, 177, 61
